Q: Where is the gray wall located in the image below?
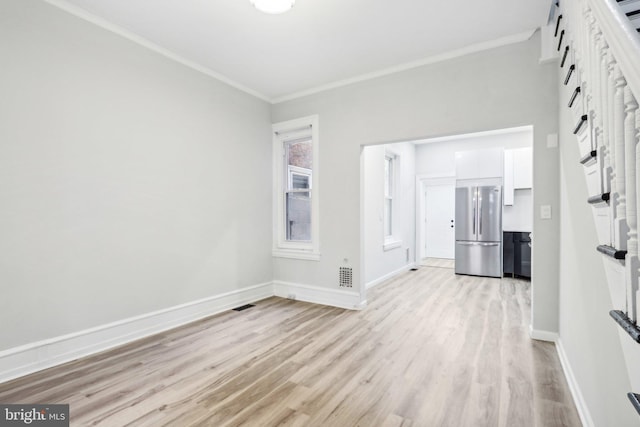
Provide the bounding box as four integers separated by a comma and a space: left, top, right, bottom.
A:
414, 129, 532, 177
0, 0, 273, 350
557, 80, 637, 424
271, 31, 561, 333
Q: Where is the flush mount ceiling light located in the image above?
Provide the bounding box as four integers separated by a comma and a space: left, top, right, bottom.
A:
250, 0, 295, 14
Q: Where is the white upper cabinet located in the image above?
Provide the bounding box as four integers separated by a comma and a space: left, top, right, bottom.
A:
512, 147, 533, 189
504, 150, 515, 205
504, 147, 532, 206
455, 148, 504, 180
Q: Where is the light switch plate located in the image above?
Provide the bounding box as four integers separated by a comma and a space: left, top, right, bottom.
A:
547, 133, 558, 148
540, 205, 552, 219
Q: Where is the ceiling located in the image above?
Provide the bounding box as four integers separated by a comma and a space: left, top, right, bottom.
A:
48, 0, 551, 102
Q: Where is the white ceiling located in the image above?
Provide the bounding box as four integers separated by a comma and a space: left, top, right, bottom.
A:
48, 0, 550, 102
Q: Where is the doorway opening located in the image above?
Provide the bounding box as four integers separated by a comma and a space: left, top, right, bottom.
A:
414, 126, 534, 277
417, 177, 456, 268
360, 126, 534, 305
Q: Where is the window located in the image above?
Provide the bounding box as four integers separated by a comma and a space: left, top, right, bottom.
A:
384, 155, 394, 238
384, 152, 401, 251
272, 116, 320, 260
285, 143, 312, 242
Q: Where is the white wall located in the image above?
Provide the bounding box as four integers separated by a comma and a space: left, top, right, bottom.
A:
272, 34, 560, 332
503, 189, 533, 232
415, 130, 532, 177
363, 142, 416, 286
0, 0, 272, 351
557, 68, 638, 424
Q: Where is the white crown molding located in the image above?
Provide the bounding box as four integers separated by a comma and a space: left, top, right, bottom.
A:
271, 29, 537, 104
42, 0, 537, 106
43, 0, 271, 102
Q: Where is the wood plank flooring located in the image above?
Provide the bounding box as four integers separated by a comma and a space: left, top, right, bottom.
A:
0, 267, 581, 426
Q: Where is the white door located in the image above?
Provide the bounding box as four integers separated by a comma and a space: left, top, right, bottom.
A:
424, 183, 455, 259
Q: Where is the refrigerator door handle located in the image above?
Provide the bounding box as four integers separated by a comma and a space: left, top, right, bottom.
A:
473, 204, 476, 235
457, 242, 500, 246
472, 192, 476, 236
478, 195, 483, 236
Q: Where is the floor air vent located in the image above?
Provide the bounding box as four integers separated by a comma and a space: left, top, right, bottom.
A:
339, 267, 353, 287
232, 304, 255, 311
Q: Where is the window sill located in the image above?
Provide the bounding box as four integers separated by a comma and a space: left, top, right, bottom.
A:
273, 249, 321, 261
383, 239, 402, 251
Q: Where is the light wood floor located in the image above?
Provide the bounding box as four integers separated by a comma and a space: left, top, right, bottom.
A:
0, 268, 580, 426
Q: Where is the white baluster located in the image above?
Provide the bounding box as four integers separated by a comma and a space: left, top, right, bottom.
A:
614, 66, 628, 251
625, 88, 638, 322
605, 49, 618, 247
586, 10, 596, 99
635, 106, 640, 323
595, 31, 609, 199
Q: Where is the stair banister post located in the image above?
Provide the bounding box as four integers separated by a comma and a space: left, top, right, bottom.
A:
614, 65, 628, 251
627, 87, 640, 323
603, 43, 618, 246
575, 2, 583, 62
636, 107, 640, 323
594, 28, 609, 201
586, 9, 597, 102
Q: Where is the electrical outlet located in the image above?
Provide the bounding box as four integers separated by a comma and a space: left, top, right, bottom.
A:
288, 293, 296, 300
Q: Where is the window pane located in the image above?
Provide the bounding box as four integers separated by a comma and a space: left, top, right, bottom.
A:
287, 140, 312, 169
384, 157, 392, 197
286, 192, 311, 241
291, 173, 310, 189
384, 198, 392, 237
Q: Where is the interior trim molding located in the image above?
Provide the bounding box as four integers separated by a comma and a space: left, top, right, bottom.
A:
0, 282, 274, 384
529, 326, 559, 342
271, 29, 536, 104
366, 263, 414, 290
273, 281, 364, 310
42, 0, 270, 102
555, 339, 596, 427
38, 2, 537, 106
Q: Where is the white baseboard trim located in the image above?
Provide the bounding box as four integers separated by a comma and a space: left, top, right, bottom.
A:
273, 281, 364, 310
556, 339, 595, 427
0, 282, 274, 384
365, 263, 414, 290
529, 326, 559, 342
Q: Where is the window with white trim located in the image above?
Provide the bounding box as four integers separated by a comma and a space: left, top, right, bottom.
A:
272, 116, 320, 260
383, 152, 401, 251
384, 154, 394, 238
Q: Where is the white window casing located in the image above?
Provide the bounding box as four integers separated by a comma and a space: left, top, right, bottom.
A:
272, 115, 320, 261
383, 150, 402, 251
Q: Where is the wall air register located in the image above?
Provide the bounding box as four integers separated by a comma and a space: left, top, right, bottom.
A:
232, 304, 255, 311
339, 267, 353, 287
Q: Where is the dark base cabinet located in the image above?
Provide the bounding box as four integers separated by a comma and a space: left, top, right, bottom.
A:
503, 232, 531, 280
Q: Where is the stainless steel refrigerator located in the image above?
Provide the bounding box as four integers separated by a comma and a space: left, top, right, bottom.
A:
455, 185, 502, 277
